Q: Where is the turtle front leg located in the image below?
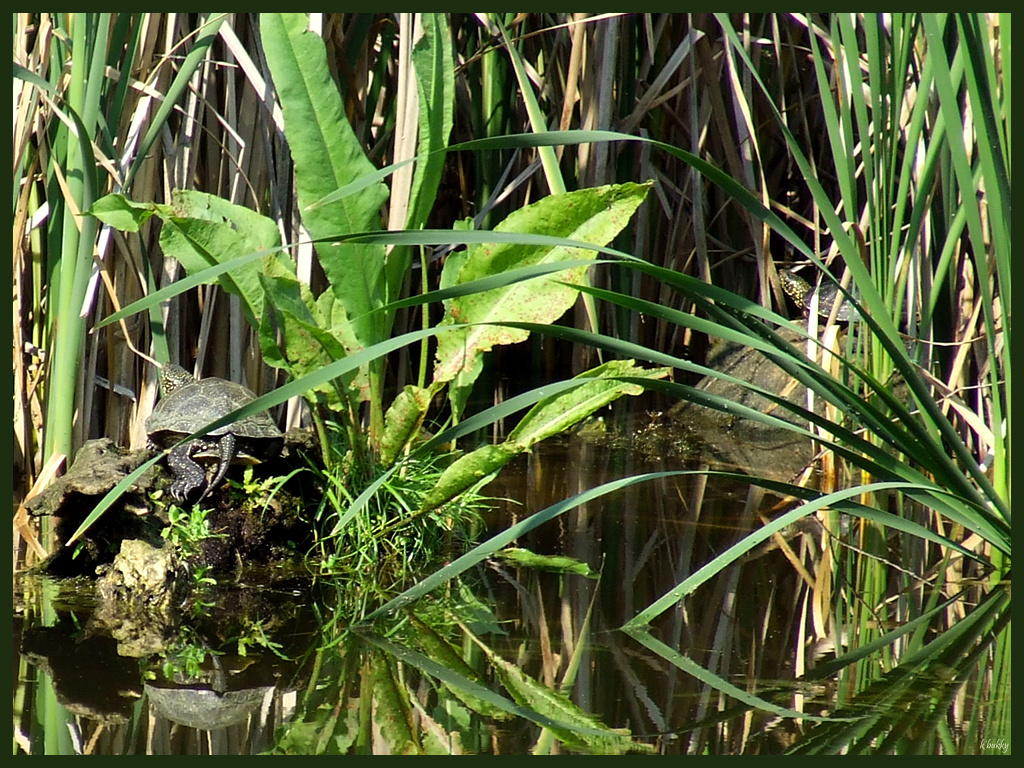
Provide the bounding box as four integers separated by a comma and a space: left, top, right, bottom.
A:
167, 440, 209, 503
197, 432, 236, 501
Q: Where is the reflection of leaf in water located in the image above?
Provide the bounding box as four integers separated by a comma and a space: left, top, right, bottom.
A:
474, 635, 655, 755
409, 613, 513, 721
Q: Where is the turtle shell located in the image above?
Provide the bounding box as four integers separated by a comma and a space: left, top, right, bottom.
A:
780, 269, 859, 322
146, 372, 282, 445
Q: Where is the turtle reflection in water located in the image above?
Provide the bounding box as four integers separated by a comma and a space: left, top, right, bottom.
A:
146, 364, 283, 503
780, 268, 859, 323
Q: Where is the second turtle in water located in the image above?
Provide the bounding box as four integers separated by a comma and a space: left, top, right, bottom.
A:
146, 364, 284, 503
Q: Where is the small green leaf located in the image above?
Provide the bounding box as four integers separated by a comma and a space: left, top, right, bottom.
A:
495, 548, 599, 578
88, 193, 164, 232
379, 385, 434, 466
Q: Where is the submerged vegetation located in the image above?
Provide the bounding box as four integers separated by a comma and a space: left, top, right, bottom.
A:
14, 13, 1008, 755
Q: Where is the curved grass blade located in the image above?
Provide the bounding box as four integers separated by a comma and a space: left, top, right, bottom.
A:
623, 480, 976, 630
358, 472, 687, 623
623, 626, 858, 724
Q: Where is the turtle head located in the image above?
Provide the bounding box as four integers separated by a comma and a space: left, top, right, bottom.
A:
159, 363, 196, 396
779, 269, 812, 310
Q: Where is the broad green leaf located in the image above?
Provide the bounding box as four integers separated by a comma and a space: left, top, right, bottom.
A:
260, 12, 390, 350
314, 290, 371, 402
408, 613, 512, 721
381, 13, 456, 342
506, 360, 670, 448
439, 220, 481, 420
403, 12, 455, 233
258, 270, 352, 408
420, 443, 518, 512
156, 190, 287, 327
437, 218, 475, 291
432, 182, 652, 386
446, 354, 484, 424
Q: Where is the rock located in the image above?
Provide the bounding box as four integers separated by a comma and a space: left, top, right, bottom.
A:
25, 439, 166, 577
92, 539, 186, 658
24, 438, 156, 518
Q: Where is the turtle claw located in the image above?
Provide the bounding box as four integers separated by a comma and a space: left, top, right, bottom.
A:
168, 441, 210, 504
171, 476, 207, 505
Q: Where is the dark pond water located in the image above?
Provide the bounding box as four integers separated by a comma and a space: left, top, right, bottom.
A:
12, 406, 995, 754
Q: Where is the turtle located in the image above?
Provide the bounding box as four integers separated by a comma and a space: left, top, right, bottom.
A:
780, 268, 860, 323
146, 364, 283, 503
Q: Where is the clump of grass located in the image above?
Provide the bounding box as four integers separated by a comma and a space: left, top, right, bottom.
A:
310, 433, 487, 593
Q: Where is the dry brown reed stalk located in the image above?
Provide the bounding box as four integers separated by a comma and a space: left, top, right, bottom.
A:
14, 16, 52, 489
